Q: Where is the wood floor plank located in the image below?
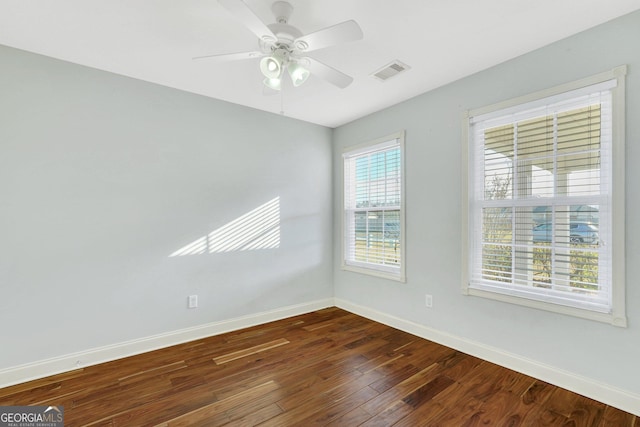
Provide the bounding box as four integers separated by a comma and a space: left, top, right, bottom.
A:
324, 406, 372, 427
432, 351, 484, 382
220, 403, 283, 427
118, 360, 188, 383
276, 368, 382, 413
0, 308, 635, 426
360, 363, 440, 415
545, 385, 606, 422
521, 405, 571, 426
359, 399, 413, 427
163, 380, 279, 426
600, 405, 637, 426
212, 338, 289, 364
302, 319, 337, 331
402, 375, 455, 408
394, 396, 483, 427
461, 390, 523, 426
0, 369, 84, 400
367, 360, 421, 394
491, 386, 546, 425
262, 385, 379, 427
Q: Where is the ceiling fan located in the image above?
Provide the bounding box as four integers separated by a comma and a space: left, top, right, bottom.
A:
195, 0, 363, 90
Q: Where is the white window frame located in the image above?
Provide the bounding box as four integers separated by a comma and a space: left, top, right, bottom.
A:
342, 131, 406, 282
462, 66, 627, 327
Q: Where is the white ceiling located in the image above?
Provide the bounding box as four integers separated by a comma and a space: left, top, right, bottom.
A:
1, 0, 640, 128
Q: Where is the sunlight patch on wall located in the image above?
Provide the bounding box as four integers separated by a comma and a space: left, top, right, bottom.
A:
170, 197, 280, 257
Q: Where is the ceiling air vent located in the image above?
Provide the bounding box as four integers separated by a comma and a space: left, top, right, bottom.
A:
371, 60, 410, 81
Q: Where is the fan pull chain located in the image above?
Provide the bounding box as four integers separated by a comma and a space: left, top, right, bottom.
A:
280, 87, 285, 115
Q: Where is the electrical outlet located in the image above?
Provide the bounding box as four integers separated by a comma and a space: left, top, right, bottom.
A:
425, 294, 433, 308
188, 295, 198, 309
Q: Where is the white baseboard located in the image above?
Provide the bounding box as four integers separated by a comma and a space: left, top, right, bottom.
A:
0, 298, 334, 389
335, 298, 640, 417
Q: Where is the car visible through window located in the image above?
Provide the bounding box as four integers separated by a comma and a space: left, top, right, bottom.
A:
532, 222, 598, 244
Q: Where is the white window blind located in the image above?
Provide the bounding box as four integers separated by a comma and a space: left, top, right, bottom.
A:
466, 77, 624, 319
343, 133, 404, 280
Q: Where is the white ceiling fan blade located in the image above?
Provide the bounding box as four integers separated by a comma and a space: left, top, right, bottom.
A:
307, 57, 354, 89
218, 0, 277, 44
193, 50, 263, 63
294, 20, 363, 53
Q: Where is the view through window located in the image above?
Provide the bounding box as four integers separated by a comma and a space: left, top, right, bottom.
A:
465, 71, 626, 325
343, 132, 404, 280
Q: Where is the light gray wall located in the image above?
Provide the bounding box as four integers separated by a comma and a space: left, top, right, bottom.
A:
333, 11, 640, 395
0, 45, 333, 369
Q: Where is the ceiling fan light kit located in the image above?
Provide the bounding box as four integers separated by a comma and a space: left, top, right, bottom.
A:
288, 59, 310, 87
259, 48, 287, 79
263, 77, 282, 90
259, 55, 309, 90
198, 0, 364, 91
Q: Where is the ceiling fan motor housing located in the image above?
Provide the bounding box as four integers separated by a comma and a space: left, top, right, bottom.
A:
261, 23, 302, 53
271, 1, 293, 24
257, 1, 305, 55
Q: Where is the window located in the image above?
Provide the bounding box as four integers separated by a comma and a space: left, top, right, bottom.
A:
343, 131, 405, 281
463, 67, 626, 326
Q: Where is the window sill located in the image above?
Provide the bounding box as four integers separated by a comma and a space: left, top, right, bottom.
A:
464, 286, 627, 327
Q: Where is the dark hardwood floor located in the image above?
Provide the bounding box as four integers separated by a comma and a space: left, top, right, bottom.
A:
0, 308, 635, 426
